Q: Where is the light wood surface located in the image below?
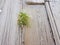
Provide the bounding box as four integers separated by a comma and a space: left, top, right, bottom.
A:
0, 0, 60, 45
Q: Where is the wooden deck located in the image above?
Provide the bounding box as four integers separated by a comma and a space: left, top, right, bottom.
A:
0, 0, 60, 45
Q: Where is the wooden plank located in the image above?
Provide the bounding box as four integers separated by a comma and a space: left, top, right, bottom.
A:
24, 5, 55, 45
16, 1, 21, 45
24, 5, 41, 45
45, 2, 60, 45
0, 0, 10, 45
0, 0, 21, 45
22, 0, 55, 45
37, 5, 54, 45
49, 1, 60, 38
0, 0, 58, 45
49, 1, 60, 44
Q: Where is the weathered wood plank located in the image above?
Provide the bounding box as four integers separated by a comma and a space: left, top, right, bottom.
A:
0, 0, 59, 45
0, 0, 21, 45
16, 0, 22, 45
45, 2, 60, 45
0, 0, 10, 45
24, 5, 41, 45
49, 1, 60, 38
37, 5, 54, 45
49, 1, 60, 44
22, 1, 55, 45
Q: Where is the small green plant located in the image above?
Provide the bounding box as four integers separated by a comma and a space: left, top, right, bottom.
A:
17, 12, 30, 44
17, 12, 30, 28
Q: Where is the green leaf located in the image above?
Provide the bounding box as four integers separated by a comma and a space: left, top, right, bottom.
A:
17, 12, 30, 27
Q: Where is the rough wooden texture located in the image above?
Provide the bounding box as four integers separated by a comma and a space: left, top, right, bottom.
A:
0, 0, 20, 45
24, 6, 54, 45
22, 0, 54, 45
49, 1, 60, 38
0, 0, 59, 45
50, 0, 60, 44
45, 2, 60, 45
48, 0, 60, 44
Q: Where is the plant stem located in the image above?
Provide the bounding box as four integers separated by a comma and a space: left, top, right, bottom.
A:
21, 26, 25, 45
